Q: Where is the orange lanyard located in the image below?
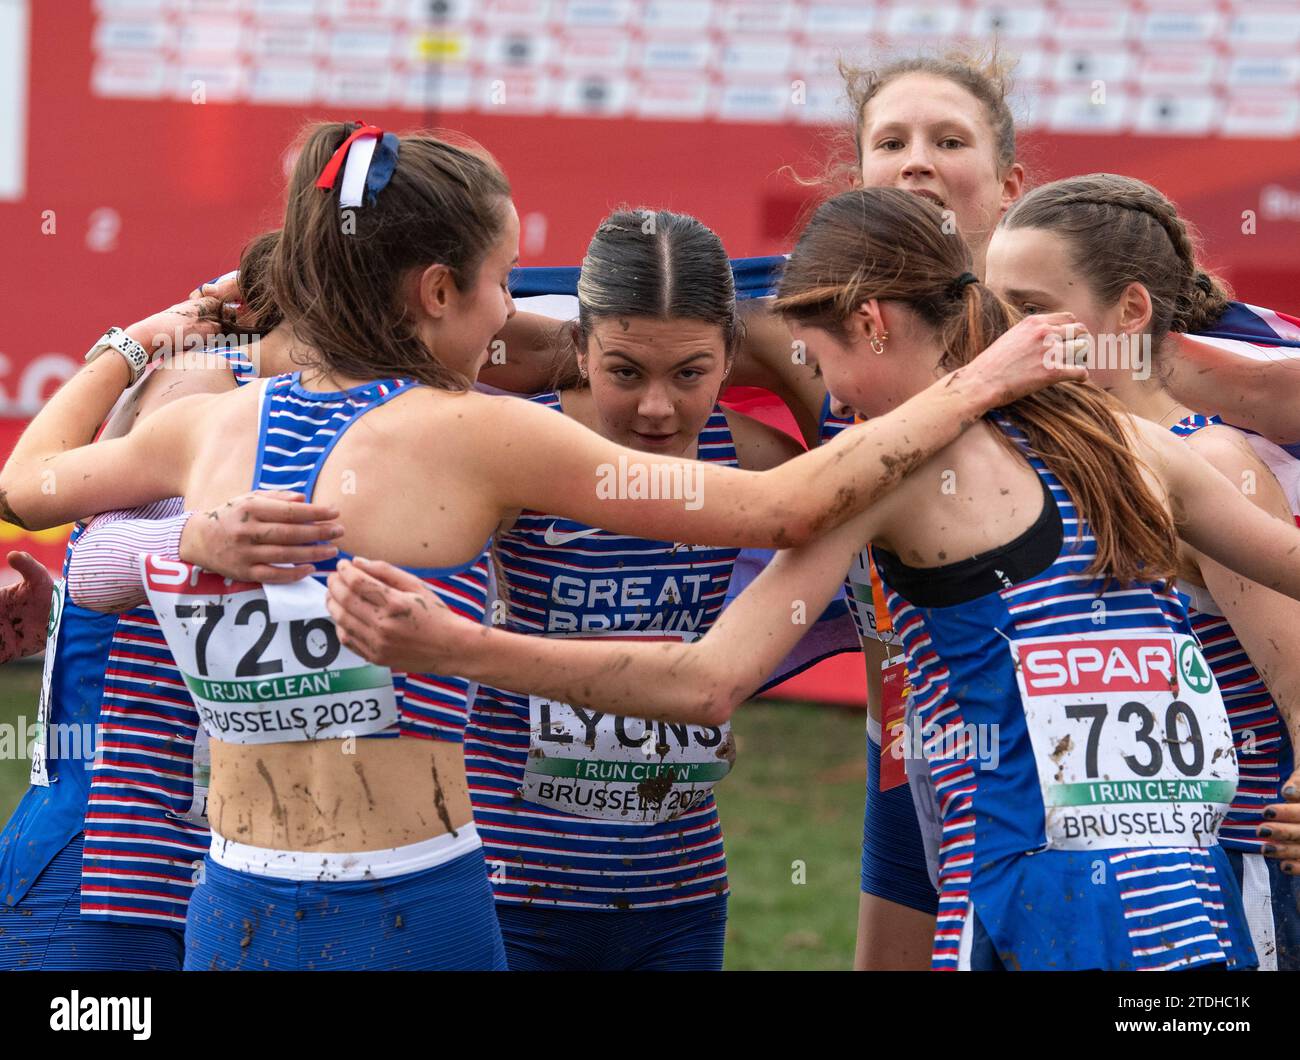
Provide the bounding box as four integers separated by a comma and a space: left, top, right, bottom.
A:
866, 546, 894, 636
853, 410, 895, 638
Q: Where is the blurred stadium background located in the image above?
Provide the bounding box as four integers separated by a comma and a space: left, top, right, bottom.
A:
1, 0, 1299, 967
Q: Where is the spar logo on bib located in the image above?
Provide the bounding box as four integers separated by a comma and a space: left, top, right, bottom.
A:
143, 555, 258, 596
1178, 640, 1213, 695
1012, 630, 1236, 851
1020, 636, 1176, 696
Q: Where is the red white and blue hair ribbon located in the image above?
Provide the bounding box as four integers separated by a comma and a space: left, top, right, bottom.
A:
316, 122, 400, 208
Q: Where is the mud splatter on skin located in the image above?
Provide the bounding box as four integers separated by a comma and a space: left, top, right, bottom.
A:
0, 490, 30, 531
293, 782, 329, 819
256, 759, 285, 825
613, 652, 633, 672
430, 758, 458, 837
878, 448, 926, 488
819, 484, 863, 530
301, 829, 349, 848
352, 762, 375, 809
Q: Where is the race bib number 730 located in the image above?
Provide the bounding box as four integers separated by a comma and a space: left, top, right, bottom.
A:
1013, 631, 1237, 850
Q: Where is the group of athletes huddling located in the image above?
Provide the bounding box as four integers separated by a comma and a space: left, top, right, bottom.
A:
4, 50, 1300, 972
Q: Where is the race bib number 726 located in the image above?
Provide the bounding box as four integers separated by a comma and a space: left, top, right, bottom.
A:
142, 555, 398, 744
1014, 631, 1237, 850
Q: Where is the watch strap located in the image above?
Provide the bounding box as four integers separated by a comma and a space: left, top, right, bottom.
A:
84, 327, 150, 386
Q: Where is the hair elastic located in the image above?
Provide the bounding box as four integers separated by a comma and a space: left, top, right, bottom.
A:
947, 271, 979, 299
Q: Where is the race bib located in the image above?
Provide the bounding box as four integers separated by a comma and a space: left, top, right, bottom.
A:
29, 578, 65, 787
523, 695, 734, 823
141, 555, 398, 745
846, 547, 901, 646
1013, 631, 1237, 850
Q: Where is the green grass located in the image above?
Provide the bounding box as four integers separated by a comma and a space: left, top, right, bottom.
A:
0, 662, 45, 822
716, 699, 866, 970
0, 670, 868, 971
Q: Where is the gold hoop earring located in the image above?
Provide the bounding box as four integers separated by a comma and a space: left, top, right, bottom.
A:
870, 332, 888, 356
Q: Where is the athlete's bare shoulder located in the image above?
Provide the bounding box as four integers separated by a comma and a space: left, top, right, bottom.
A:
1179, 419, 1291, 517
1182, 420, 1264, 469
175, 378, 264, 455
103, 362, 239, 438
442, 386, 562, 426
362, 384, 545, 448
1137, 413, 1191, 456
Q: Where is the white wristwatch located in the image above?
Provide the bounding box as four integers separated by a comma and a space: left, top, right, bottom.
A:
84, 327, 150, 386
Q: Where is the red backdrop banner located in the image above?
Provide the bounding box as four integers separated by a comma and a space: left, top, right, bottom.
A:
3, 3, 1299, 621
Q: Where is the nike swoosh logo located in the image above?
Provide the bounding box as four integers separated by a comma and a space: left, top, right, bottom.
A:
543, 524, 603, 547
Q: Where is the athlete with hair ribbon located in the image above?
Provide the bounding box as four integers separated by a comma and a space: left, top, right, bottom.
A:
0, 120, 1079, 969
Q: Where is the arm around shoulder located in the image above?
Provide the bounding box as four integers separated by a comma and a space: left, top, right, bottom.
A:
0, 391, 213, 531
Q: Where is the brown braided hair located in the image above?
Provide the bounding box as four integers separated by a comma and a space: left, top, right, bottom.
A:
1001, 173, 1232, 346
774, 187, 1180, 587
